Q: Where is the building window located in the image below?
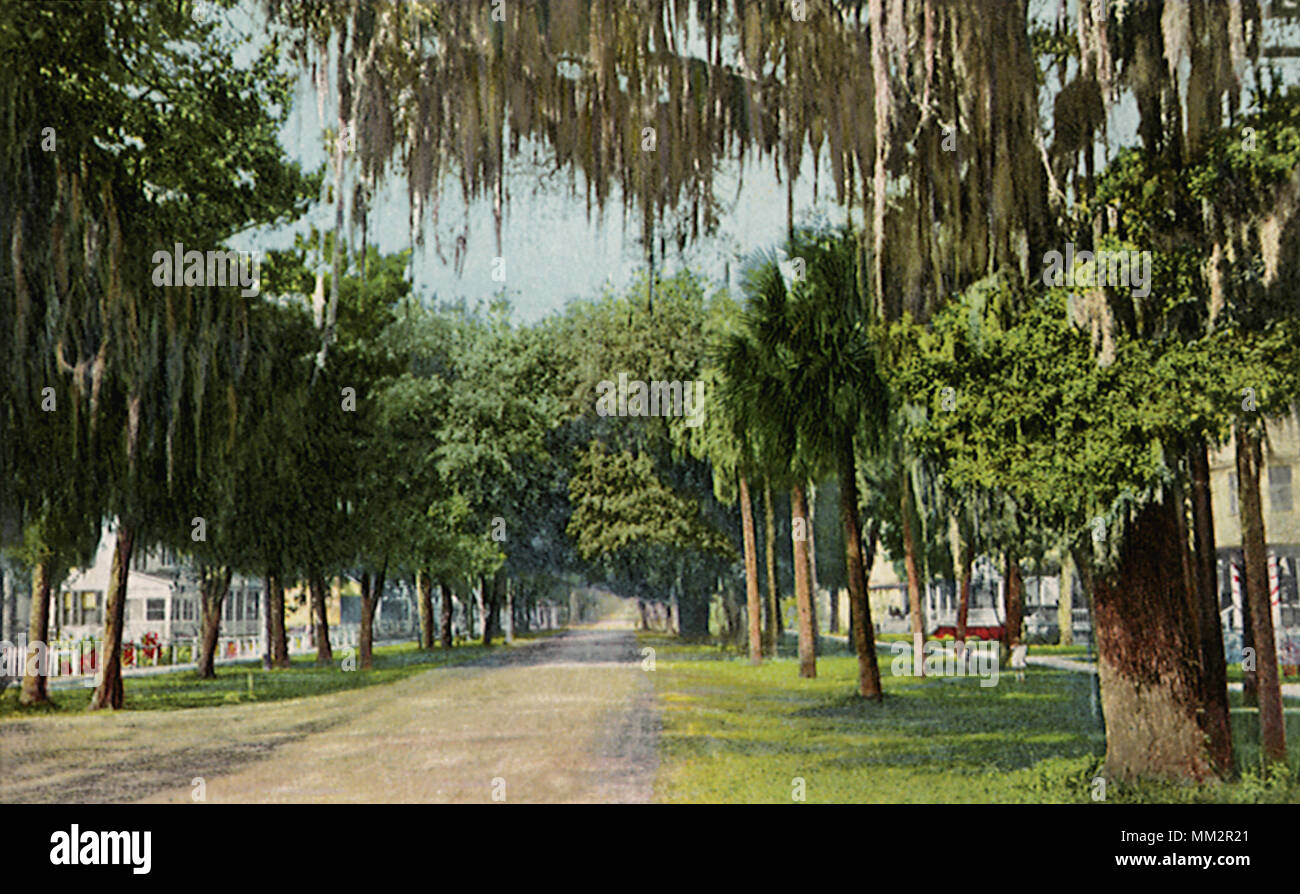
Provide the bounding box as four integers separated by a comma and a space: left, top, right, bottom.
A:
1228, 472, 1239, 516
247, 592, 260, 621
82, 591, 102, 626
1278, 555, 1299, 606
146, 598, 165, 621
1269, 466, 1293, 512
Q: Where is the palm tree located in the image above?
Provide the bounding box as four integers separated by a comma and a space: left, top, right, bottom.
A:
719, 227, 891, 696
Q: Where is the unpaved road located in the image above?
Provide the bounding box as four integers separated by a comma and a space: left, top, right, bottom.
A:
0, 622, 659, 804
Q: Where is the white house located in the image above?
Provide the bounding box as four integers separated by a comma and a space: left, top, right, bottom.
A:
54, 527, 263, 645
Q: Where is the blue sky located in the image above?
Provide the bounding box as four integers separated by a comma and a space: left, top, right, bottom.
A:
221, 3, 849, 324
225, 0, 1300, 324
263, 86, 850, 324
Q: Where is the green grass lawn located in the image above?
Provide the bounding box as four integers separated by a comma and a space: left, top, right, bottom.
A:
871, 632, 1090, 658
0, 637, 516, 717
1226, 663, 1300, 684
646, 633, 1300, 803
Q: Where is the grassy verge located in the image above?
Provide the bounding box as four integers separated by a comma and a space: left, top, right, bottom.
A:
0, 635, 538, 718
646, 633, 1300, 803
1227, 663, 1300, 684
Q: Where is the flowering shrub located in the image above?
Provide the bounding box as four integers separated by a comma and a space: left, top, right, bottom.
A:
141, 631, 161, 662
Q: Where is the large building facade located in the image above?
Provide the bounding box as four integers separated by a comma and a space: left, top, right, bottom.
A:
1210, 413, 1300, 657
53, 532, 265, 645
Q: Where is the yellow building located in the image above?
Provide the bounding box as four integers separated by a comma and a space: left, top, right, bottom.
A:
1209, 412, 1300, 636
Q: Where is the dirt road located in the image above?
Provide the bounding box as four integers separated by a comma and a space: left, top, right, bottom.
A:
0, 622, 659, 804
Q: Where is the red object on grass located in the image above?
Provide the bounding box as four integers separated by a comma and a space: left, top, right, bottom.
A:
931, 625, 1005, 641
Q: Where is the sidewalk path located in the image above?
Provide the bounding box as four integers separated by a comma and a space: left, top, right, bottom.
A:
0, 622, 659, 804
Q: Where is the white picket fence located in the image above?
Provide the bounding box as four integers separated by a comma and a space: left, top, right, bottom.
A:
37, 627, 361, 679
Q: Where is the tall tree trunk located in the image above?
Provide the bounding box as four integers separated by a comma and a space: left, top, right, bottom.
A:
739, 475, 763, 665
791, 483, 816, 678
1240, 553, 1258, 706
1189, 439, 1232, 772
807, 482, 819, 652
1057, 552, 1075, 647
763, 477, 780, 655
359, 565, 384, 670
1092, 496, 1222, 781
90, 522, 136, 711
268, 571, 289, 668
310, 573, 333, 665
19, 555, 56, 706
957, 544, 973, 647
196, 566, 233, 679
1236, 422, 1287, 764
465, 585, 476, 638
480, 576, 494, 646
439, 581, 454, 648
491, 575, 505, 643
417, 570, 435, 649
359, 573, 373, 667
839, 439, 882, 699
1003, 552, 1024, 659
261, 573, 273, 671
901, 471, 925, 670
504, 577, 515, 644
848, 518, 881, 652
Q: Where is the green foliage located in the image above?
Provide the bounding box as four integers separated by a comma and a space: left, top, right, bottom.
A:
567, 442, 732, 563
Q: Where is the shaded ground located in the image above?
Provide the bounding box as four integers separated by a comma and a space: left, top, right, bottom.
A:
0, 622, 659, 804
648, 634, 1300, 803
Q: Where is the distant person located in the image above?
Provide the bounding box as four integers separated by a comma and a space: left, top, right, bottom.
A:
1010, 641, 1028, 682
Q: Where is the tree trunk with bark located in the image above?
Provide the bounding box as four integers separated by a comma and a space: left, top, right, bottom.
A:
196, 566, 233, 679
440, 581, 454, 648
309, 573, 333, 665
261, 573, 273, 670
1240, 555, 1258, 706
268, 573, 290, 668
480, 576, 495, 646
417, 570, 434, 649
901, 472, 925, 671
19, 555, 56, 706
739, 476, 763, 664
1236, 423, 1287, 764
90, 522, 136, 710
359, 567, 384, 670
1092, 496, 1223, 781
1003, 552, 1024, 659
504, 577, 515, 644
1058, 552, 1075, 647
791, 483, 816, 678
839, 439, 882, 699
763, 478, 780, 656
1189, 439, 1232, 772
956, 543, 973, 653
807, 482, 819, 651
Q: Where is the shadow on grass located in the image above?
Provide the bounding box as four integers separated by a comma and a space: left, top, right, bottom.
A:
648, 634, 1300, 803
0, 639, 503, 717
